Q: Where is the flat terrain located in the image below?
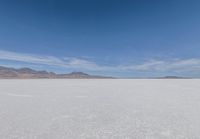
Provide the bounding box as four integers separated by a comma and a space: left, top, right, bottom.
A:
0, 79, 200, 139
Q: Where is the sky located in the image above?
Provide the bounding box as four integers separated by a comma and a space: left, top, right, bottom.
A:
0, 0, 200, 77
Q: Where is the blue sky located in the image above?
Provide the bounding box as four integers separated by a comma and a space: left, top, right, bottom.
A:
0, 0, 200, 77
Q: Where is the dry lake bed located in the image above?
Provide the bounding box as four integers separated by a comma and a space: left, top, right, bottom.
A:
0, 79, 200, 139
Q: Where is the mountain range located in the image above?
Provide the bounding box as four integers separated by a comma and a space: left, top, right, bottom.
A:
0, 66, 113, 79
0, 66, 188, 79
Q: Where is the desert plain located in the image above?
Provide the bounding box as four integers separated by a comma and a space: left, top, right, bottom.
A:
0, 79, 200, 139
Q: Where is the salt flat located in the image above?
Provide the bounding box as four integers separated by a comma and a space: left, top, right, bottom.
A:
0, 79, 200, 139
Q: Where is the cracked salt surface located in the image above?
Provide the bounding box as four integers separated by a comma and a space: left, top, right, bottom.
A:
0, 79, 200, 139
3, 93, 35, 98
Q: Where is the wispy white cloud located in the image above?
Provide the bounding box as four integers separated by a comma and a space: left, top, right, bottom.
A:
124, 59, 200, 72
0, 50, 103, 70
0, 50, 66, 66
68, 58, 98, 69
0, 50, 200, 73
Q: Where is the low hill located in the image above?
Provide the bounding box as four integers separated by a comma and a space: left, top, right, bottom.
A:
0, 66, 113, 79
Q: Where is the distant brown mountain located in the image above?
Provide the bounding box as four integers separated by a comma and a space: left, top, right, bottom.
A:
0, 66, 113, 79
157, 76, 188, 79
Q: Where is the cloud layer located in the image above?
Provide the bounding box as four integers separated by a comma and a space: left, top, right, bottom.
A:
0, 50, 200, 73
